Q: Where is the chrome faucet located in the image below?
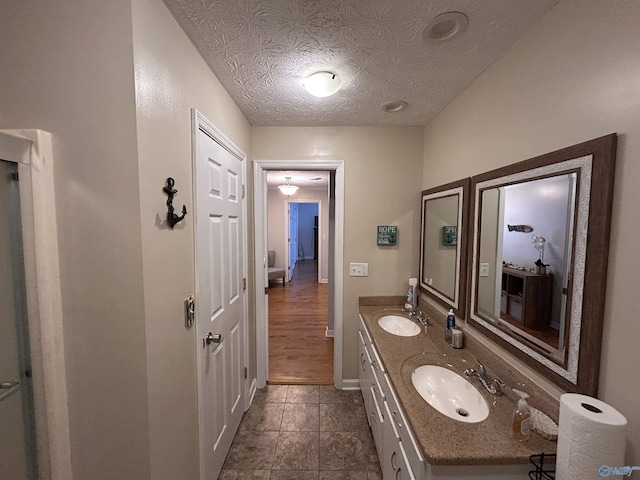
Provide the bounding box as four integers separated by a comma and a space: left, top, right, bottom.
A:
464, 360, 505, 396
409, 308, 429, 331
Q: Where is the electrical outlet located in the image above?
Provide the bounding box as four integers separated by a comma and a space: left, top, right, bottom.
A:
479, 263, 490, 277
349, 262, 369, 277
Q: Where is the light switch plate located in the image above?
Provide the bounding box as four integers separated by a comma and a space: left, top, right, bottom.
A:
349, 262, 369, 277
479, 263, 490, 277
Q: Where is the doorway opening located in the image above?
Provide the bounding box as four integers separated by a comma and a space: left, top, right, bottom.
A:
254, 160, 345, 389
269, 179, 330, 384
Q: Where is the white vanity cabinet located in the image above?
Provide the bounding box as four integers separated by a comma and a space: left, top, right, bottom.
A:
359, 316, 426, 480
358, 312, 536, 480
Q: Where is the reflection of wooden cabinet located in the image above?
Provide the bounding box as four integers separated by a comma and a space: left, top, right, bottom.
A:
500, 267, 552, 329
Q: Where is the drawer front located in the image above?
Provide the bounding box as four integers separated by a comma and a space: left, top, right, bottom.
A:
360, 315, 386, 373
508, 297, 523, 322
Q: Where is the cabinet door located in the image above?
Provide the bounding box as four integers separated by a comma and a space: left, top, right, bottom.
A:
382, 401, 416, 480
369, 383, 385, 458
358, 330, 372, 417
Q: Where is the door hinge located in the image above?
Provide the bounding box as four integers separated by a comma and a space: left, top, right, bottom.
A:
244, 367, 248, 379
265, 287, 268, 295
242, 185, 245, 199
243, 278, 247, 291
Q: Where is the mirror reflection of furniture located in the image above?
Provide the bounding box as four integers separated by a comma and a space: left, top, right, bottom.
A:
469, 134, 617, 396
419, 178, 470, 318
268, 250, 285, 287
500, 267, 554, 345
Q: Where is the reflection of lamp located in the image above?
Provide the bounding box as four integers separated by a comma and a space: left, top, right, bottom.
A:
278, 177, 299, 196
531, 235, 546, 262
531, 235, 548, 273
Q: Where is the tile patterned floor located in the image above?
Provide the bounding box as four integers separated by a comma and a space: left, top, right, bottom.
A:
220, 385, 382, 480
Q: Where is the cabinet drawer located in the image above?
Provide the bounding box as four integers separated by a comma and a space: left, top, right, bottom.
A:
508, 297, 523, 322
359, 315, 385, 373
500, 292, 508, 314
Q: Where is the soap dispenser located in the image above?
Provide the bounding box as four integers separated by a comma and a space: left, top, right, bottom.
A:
512, 389, 531, 442
445, 309, 455, 343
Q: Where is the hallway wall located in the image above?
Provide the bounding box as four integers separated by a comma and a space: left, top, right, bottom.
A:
0, 0, 252, 478
132, 0, 252, 478
0, 1, 149, 478
421, 0, 640, 464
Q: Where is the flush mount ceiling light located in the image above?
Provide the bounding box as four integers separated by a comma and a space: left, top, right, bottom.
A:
278, 177, 299, 196
422, 12, 469, 44
382, 100, 408, 113
302, 71, 343, 97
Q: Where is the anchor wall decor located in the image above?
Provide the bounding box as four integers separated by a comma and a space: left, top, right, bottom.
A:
163, 177, 187, 229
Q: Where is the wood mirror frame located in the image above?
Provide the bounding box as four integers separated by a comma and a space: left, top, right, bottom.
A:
419, 178, 470, 319
468, 134, 617, 396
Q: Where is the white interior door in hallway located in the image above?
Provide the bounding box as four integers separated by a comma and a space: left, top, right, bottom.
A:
193, 112, 248, 480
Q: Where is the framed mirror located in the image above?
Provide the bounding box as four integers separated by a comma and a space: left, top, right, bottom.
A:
419, 178, 470, 318
468, 134, 617, 395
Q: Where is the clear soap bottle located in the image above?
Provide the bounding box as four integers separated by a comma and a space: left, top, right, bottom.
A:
512, 389, 531, 442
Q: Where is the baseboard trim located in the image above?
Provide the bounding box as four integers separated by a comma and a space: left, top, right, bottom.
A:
248, 378, 257, 408
341, 379, 361, 391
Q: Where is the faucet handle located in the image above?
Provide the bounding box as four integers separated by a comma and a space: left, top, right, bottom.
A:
491, 378, 506, 396
476, 359, 486, 375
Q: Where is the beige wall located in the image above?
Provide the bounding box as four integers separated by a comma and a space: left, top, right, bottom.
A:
253, 127, 424, 380
422, 0, 640, 464
1, 0, 252, 478
131, 0, 252, 478
0, 1, 151, 478
267, 187, 330, 281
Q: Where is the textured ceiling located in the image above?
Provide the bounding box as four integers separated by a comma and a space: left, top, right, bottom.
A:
164, 0, 559, 126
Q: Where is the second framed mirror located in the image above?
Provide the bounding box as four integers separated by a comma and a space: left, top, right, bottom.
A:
419, 178, 470, 318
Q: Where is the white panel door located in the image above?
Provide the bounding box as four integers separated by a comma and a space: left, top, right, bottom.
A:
195, 126, 245, 480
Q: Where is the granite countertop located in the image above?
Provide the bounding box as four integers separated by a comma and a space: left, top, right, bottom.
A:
359, 298, 557, 466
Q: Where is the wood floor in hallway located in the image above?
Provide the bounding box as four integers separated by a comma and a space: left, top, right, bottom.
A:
268, 260, 333, 385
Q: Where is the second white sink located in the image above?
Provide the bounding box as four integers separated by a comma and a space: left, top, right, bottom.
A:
411, 365, 489, 423
377, 315, 421, 337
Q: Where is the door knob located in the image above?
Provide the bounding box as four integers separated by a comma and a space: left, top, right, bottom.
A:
205, 332, 222, 345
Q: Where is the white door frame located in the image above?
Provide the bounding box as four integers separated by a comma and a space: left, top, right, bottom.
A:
0, 129, 72, 479
253, 160, 344, 389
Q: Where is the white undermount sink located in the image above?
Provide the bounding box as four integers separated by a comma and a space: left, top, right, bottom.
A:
377, 315, 421, 337
411, 365, 489, 423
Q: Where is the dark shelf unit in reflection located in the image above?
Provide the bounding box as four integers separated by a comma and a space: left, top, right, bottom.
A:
500, 267, 553, 329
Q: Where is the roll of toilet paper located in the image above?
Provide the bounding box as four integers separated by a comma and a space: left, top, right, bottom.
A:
556, 393, 627, 480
